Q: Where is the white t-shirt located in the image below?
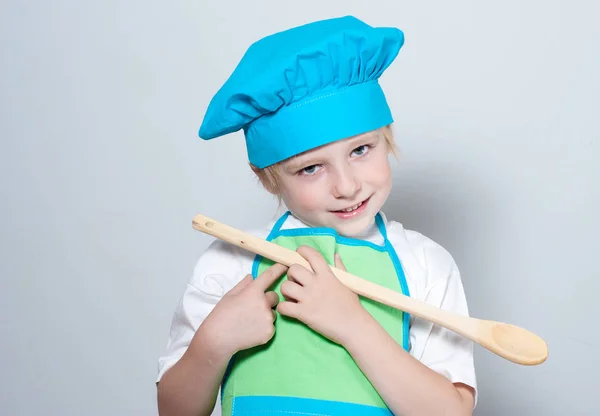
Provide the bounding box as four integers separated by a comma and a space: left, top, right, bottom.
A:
157, 211, 477, 408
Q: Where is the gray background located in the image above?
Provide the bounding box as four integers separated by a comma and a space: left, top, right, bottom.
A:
2, 0, 598, 415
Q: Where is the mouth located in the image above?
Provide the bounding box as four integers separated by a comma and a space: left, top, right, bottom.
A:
331, 196, 371, 219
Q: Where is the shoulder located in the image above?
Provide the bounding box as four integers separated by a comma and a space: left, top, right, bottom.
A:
189, 220, 274, 295
384, 215, 459, 290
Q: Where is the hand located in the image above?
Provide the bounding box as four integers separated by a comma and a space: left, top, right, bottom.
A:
199, 263, 288, 357
277, 246, 367, 346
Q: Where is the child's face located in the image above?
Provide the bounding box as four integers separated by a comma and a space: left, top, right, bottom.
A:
278, 129, 392, 237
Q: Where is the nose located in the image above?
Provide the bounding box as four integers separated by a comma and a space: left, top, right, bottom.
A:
332, 165, 361, 199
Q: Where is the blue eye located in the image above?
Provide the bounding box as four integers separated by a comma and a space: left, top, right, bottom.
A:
299, 165, 321, 175
352, 145, 369, 156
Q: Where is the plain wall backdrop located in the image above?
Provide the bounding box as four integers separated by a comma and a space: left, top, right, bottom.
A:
2, 0, 598, 415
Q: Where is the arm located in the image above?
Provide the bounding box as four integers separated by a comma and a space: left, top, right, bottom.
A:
156, 238, 288, 416
343, 252, 477, 416
343, 309, 474, 416
157, 324, 232, 416
278, 246, 476, 416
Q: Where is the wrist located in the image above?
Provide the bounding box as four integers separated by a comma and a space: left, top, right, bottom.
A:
189, 320, 235, 366
338, 307, 377, 350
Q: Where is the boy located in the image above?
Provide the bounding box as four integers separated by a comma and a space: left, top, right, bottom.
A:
157, 15, 477, 416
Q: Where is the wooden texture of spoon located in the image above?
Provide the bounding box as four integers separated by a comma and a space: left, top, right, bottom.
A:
192, 213, 548, 366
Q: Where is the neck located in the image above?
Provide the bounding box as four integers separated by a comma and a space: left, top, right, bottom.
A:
284, 211, 383, 240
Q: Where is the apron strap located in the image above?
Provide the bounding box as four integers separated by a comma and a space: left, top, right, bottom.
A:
269, 211, 291, 238
374, 212, 388, 240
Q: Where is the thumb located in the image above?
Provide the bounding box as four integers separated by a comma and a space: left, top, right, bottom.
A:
334, 253, 347, 271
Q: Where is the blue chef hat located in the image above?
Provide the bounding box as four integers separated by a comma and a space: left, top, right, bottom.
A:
198, 16, 404, 168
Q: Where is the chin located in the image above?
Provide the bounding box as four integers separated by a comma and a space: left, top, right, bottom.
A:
331, 215, 377, 237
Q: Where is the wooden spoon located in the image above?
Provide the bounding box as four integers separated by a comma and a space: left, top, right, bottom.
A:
192, 213, 548, 366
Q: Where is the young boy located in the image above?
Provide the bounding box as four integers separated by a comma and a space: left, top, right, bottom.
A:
157, 16, 477, 416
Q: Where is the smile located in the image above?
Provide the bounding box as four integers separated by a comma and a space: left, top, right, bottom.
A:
331, 196, 371, 218
338, 201, 363, 212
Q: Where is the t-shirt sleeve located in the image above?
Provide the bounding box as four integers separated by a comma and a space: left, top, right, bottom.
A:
406, 237, 478, 406
156, 238, 253, 383
417, 266, 477, 403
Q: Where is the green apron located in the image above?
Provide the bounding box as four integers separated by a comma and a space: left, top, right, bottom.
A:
220, 211, 410, 416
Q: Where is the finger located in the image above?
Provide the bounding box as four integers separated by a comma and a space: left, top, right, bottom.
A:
227, 275, 253, 295
334, 253, 347, 271
287, 264, 312, 286
297, 245, 332, 276
277, 301, 301, 320
287, 273, 302, 285
265, 291, 280, 308
280, 280, 305, 302
254, 263, 288, 291
272, 309, 277, 322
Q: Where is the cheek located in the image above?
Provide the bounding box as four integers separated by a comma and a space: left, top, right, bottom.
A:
282, 181, 325, 210
366, 154, 392, 186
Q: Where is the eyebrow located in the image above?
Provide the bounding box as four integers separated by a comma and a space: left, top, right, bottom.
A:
348, 133, 377, 146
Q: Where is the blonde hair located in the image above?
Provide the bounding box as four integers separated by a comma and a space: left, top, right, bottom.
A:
249, 124, 397, 195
